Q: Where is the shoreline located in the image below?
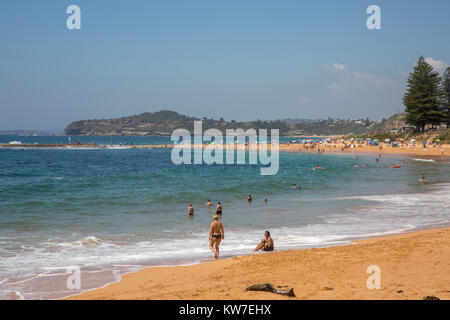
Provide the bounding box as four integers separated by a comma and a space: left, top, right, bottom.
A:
2, 141, 448, 300
1, 142, 449, 158
67, 227, 450, 300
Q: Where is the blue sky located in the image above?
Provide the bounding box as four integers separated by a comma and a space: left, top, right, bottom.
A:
1, 0, 449, 129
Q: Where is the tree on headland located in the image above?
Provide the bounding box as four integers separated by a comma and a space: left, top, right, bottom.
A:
403, 56, 444, 132
442, 67, 450, 128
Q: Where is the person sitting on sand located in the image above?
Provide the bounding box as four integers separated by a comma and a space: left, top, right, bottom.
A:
254, 231, 274, 252
206, 200, 212, 207
215, 201, 222, 215
209, 215, 224, 258
188, 204, 194, 216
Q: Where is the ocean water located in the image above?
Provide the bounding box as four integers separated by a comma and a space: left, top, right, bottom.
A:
0, 136, 449, 299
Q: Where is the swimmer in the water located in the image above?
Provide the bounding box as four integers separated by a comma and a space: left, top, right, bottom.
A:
215, 201, 222, 215
206, 200, 212, 207
263, 198, 268, 203
188, 204, 194, 216
420, 172, 425, 183
247, 194, 253, 202
315, 165, 325, 170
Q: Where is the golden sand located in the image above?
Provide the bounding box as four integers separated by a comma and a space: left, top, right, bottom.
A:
132, 142, 449, 158
278, 142, 449, 157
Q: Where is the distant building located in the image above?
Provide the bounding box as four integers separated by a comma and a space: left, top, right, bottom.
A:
391, 125, 415, 134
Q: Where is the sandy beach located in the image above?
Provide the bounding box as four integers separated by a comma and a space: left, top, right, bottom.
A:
2, 142, 449, 158
278, 143, 450, 158
67, 227, 450, 300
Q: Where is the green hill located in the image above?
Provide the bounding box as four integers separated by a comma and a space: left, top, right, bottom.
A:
64, 110, 289, 136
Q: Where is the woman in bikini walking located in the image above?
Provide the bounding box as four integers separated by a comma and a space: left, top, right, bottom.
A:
209, 215, 224, 258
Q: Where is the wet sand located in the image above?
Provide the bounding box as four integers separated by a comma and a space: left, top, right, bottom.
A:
67, 227, 450, 300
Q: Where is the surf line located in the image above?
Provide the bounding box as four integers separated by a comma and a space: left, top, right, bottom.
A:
171, 121, 279, 175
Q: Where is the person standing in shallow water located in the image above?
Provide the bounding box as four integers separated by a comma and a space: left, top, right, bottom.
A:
188, 204, 194, 216
215, 201, 222, 215
209, 215, 224, 258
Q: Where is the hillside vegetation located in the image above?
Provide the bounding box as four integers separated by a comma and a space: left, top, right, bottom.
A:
65, 110, 289, 136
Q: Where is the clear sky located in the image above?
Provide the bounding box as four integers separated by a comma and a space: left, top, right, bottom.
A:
1, 0, 449, 129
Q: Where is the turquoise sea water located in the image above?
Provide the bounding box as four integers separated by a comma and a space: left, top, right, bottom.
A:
0, 135, 449, 299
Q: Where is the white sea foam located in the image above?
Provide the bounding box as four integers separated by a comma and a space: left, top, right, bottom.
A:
412, 158, 436, 162
104, 146, 133, 149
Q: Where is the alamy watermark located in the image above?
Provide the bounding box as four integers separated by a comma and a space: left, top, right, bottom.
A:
66, 5, 81, 30
171, 121, 279, 175
43, 266, 121, 291
366, 265, 381, 290
43, 266, 81, 290
66, 5, 381, 31
366, 5, 381, 30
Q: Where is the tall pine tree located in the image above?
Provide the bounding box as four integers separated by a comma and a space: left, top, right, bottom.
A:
403, 56, 444, 132
442, 67, 450, 128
